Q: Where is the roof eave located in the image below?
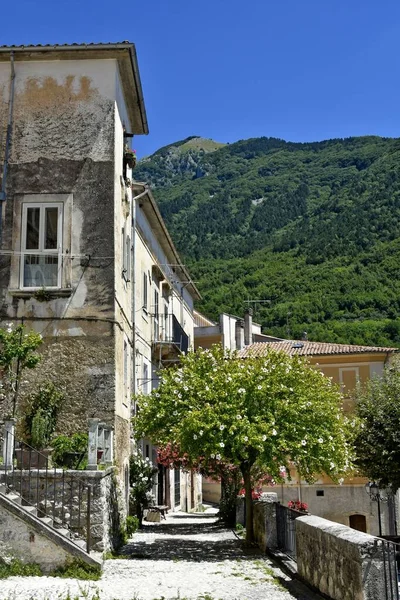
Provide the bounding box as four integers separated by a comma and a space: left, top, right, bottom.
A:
0, 43, 149, 136
133, 182, 201, 301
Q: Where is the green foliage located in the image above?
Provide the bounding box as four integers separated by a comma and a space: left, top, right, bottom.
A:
135, 345, 351, 480
126, 515, 139, 536
129, 447, 159, 525
354, 356, 400, 491
51, 558, 101, 580
19, 381, 63, 449
0, 323, 42, 416
135, 345, 352, 541
51, 433, 88, 468
0, 558, 42, 578
136, 135, 400, 347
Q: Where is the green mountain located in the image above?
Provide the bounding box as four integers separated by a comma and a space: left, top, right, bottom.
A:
135, 135, 400, 347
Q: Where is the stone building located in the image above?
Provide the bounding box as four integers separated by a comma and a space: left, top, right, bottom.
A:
132, 181, 202, 511
0, 42, 148, 501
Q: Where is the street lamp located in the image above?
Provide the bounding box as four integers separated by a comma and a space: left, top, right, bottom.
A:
365, 482, 391, 537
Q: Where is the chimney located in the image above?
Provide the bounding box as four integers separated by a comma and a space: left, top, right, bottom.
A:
244, 308, 253, 346
235, 319, 245, 350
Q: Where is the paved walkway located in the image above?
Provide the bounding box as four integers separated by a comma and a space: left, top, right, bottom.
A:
0, 511, 323, 600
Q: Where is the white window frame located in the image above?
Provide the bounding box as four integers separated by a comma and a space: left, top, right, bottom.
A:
143, 271, 148, 311
339, 367, 360, 391
20, 202, 63, 289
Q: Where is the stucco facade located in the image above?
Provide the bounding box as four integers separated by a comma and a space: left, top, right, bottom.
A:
132, 182, 201, 511
0, 43, 148, 501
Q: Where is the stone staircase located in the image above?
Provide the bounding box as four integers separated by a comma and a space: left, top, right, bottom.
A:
0, 476, 101, 569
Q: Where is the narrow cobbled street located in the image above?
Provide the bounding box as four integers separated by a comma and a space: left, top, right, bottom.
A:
0, 510, 323, 600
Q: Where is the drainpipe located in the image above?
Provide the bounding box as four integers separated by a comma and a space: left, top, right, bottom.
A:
0, 51, 15, 245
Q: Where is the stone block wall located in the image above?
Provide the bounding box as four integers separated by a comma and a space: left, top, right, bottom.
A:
296, 515, 397, 600
3, 467, 121, 552
253, 495, 278, 552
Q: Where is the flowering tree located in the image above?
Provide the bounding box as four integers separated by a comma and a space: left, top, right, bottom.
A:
129, 445, 159, 526
354, 356, 400, 492
135, 345, 351, 542
0, 323, 42, 418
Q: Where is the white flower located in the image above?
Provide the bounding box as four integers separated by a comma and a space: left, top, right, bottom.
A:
199, 430, 203, 436
330, 462, 335, 470
184, 386, 188, 391
338, 478, 344, 485
236, 415, 242, 420
244, 436, 248, 442
329, 436, 333, 441
173, 390, 178, 395
272, 429, 277, 436
219, 425, 225, 431
219, 442, 225, 448
257, 385, 262, 390
301, 439, 307, 446
211, 453, 215, 459
318, 438, 323, 444
289, 387, 293, 392
279, 466, 286, 473
262, 435, 267, 441
216, 454, 221, 460
238, 388, 246, 394
227, 376, 232, 382
173, 411, 177, 416
193, 434, 198, 440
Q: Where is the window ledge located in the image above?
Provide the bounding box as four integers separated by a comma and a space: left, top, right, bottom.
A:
8, 288, 73, 299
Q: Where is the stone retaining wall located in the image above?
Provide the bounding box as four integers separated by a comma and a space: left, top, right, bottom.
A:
296, 515, 397, 600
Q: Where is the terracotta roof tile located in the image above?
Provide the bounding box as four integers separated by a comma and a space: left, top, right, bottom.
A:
238, 340, 398, 358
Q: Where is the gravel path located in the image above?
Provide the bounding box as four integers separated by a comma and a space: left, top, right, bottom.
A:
0, 511, 323, 600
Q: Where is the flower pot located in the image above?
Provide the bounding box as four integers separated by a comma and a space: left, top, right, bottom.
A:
15, 448, 52, 469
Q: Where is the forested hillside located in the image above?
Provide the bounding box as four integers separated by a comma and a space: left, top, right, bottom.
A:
135, 135, 400, 346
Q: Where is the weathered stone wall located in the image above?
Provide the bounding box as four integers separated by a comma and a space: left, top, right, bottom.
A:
253, 494, 279, 552
296, 515, 396, 600
0, 58, 133, 497
3, 467, 121, 552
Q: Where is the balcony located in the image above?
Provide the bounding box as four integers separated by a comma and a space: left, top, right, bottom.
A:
152, 313, 189, 364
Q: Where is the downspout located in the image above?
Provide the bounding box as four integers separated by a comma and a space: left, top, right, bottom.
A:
0, 51, 16, 244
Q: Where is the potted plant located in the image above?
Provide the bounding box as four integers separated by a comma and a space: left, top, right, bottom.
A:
51, 433, 88, 469
16, 382, 62, 468
124, 148, 137, 169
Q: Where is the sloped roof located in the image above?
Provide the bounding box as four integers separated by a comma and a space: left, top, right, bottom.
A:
238, 340, 398, 358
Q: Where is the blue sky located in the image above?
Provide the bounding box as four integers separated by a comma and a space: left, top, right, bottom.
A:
3, 0, 400, 157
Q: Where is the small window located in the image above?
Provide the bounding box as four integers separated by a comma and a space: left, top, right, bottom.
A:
143, 272, 148, 311
122, 227, 131, 282
143, 360, 149, 395
21, 203, 63, 288
316, 490, 324, 497
123, 339, 128, 390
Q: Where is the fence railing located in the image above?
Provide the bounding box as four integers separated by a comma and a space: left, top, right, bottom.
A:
276, 504, 305, 560
0, 435, 92, 553
375, 538, 399, 600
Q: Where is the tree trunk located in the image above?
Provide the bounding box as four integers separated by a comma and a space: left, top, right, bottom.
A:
219, 470, 240, 525
242, 466, 254, 543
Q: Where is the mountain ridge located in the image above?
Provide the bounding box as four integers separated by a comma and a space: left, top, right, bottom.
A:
134, 134, 400, 347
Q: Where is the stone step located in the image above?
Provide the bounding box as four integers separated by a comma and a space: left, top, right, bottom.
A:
56, 527, 71, 539
6, 493, 22, 505
23, 505, 38, 517
39, 516, 53, 527
73, 539, 87, 550
0, 483, 6, 494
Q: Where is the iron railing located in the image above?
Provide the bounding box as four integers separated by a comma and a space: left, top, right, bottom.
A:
276, 504, 304, 560
0, 437, 91, 553
375, 538, 399, 600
